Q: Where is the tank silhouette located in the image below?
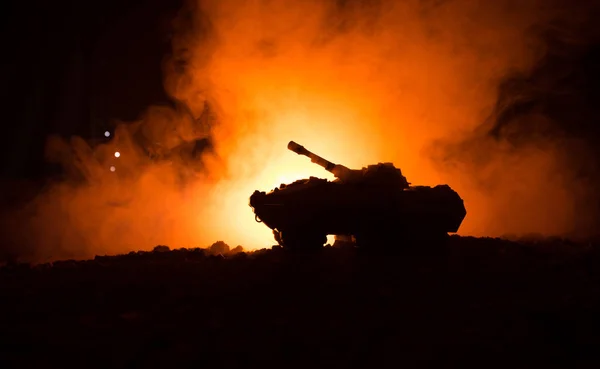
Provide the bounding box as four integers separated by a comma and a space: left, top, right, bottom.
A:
249, 141, 467, 250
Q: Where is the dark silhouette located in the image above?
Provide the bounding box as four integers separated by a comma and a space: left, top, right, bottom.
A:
1, 236, 600, 369
250, 141, 467, 250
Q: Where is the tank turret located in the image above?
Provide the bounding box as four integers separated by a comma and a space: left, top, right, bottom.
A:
250, 141, 466, 250
287, 141, 356, 181
287, 141, 409, 188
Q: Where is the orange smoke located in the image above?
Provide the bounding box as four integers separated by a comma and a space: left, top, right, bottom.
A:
4, 0, 588, 262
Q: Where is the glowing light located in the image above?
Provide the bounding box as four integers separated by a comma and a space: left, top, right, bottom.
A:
204, 105, 376, 250
104, 131, 110, 137
109, 166, 116, 172
114, 152, 120, 158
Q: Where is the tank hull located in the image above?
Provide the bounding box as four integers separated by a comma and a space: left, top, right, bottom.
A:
250, 177, 466, 248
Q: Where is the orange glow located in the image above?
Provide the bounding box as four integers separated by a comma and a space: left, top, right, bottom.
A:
6, 0, 587, 262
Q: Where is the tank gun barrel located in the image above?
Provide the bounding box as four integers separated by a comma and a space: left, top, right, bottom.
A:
288, 141, 337, 173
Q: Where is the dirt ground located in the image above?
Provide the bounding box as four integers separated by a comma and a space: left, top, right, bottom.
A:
1, 236, 600, 368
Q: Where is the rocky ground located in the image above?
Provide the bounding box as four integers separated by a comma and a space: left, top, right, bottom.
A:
1, 236, 600, 368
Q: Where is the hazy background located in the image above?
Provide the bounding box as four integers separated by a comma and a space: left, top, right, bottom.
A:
1, 0, 599, 263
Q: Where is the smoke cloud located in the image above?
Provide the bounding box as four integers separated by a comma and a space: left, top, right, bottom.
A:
3, 0, 600, 262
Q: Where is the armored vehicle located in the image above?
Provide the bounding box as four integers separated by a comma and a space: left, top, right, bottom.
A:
249, 141, 466, 250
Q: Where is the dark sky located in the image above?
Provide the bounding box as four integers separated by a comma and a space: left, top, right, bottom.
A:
0, 0, 599, 255
2, 0, 600, 186
0, 0, 183, 180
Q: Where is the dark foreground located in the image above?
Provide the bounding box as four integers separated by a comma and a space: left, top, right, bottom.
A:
1, 236, 600, 369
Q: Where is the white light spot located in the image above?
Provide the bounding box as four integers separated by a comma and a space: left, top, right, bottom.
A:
104, 131, 110, 137
327, 235, 336, 245
114, 151, 120, 158
109, 166, 116, 172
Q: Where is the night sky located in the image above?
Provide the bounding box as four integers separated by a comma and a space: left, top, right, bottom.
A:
0, 0, 183, 180
2, 0, 600, 234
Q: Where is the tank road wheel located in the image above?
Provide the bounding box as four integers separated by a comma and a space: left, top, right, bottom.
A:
279, 230, 327, 252
354, 232, 396, 251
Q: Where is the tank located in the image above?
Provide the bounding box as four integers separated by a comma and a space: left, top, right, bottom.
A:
249, 141, 467, 250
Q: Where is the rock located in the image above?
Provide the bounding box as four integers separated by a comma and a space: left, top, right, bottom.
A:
209, 241, 230, 255
230, 245, 244, 254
